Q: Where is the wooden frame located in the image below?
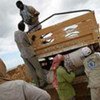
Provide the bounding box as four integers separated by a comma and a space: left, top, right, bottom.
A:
28, 11, 99, 58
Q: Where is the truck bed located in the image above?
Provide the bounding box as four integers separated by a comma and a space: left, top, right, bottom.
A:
29, 11, 99, 58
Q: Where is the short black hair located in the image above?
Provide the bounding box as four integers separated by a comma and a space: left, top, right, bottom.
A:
16, 1, 23, 7
18, 22, 25, 31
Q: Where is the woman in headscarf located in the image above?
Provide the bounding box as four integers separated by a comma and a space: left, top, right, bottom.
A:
51, 54, 76, 100
51, 54, 64, 90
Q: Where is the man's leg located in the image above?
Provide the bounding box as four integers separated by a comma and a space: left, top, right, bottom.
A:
23, 58, 40, 87
28, 56, 47, 88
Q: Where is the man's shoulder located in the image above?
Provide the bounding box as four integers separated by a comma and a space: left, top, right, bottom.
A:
26, 5, 32, 7
12, 80, 25, 84
27, 5, 35, 9
83, 53, 98, 67
84, 52, 100, 61
26, 5, 35, 12
1, 80, 25, 88
15, 30, 21, 33
6, 80, 25, 84
15, 30, 25, 35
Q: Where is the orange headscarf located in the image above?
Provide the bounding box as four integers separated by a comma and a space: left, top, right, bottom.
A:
51, 54, 64, 89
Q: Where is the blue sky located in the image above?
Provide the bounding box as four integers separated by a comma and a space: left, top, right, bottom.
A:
0, 51, 24, 70
0, 0, 100, 70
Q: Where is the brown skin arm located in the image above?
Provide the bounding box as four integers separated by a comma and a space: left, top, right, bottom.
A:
27, 6, 40, 17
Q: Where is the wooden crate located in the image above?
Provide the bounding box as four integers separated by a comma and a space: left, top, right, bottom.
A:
28, 11, 99, 58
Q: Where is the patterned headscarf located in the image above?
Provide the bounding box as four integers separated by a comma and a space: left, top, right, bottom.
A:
51, 54, 64, 89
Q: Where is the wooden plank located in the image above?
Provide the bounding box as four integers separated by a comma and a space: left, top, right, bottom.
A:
33, 27, 97, 50
35, 34, 96, 57
29, 12, 96, 39
32, 19, 97, 48
30, 12, 94, 34
28, 11, 99, 58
